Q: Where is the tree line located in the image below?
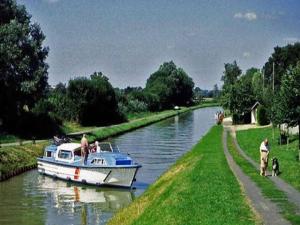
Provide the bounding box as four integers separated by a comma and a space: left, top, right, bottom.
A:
2, 0, 218, 138
220, 43, 300, 149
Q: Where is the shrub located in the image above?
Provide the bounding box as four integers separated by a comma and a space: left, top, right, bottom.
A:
16, 112, 62, 138
257, 105, 270, 125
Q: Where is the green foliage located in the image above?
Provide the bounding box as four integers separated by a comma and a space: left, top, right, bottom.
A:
220, 61, 242, 112
251, 70, 264, 103
0, 0, 49, 131
67, 72, 125, 126
47, 83, 75, 120
273, 63, 300, 126
193, 87, 203, 103
115, 86, 150, 115
221, 63, 256, 124
272, 62, 300, 149
16, 111, 62, 138
145, 61, 194, 110
108, 126, 257, 225
256, 105, 269, 125
264, 42, 300, 89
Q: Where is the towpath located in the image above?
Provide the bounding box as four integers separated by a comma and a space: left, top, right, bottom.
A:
222, 129, 290, 225
229, 128, 300, 213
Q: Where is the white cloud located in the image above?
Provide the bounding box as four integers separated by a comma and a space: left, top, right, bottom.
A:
234, 12, 257, 21
234, 12, 243, 19
243, 52, 251, 58
283, 37, 300, 44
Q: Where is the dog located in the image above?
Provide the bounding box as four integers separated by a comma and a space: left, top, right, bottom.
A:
272, 157, 280, 176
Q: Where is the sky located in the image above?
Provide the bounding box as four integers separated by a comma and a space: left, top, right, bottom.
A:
18, 0, 300, 89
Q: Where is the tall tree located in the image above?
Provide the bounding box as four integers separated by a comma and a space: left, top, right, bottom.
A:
67, 72, 124, 126
273, 62, 300, 149
213, 84, 220, 99
220, 61, 242, 113
264, 42, 300, 89
0, 0, 49, 130
145, 61, 194, 110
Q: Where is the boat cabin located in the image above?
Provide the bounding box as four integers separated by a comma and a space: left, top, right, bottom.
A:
43, 142, 129, 166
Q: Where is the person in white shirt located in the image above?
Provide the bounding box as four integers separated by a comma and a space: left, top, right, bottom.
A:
260, 138, 269, 176
95, 141, 101, 153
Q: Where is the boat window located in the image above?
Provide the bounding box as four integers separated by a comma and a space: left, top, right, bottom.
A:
46, 151, 52, 157
99, 143, 112, 152
58, 150, 72, 160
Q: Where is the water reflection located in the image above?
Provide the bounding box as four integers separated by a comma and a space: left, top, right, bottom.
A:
36, 175, 134, 225
37, 176, 134, 209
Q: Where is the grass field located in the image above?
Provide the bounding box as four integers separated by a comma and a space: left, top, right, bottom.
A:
108, 126, 258, 225
227, 131, 300, 224
236, 127, 300, 192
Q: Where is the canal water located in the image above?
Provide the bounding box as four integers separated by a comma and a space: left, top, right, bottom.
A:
0, 107, 220, 225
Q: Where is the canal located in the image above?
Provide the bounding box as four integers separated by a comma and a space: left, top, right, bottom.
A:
0, 107, 220, 225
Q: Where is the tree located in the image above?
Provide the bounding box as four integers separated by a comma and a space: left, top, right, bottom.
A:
264, 42, 300, 89
273, 62, 300, 149
0, 0, 49, 131
193, 87, 203, 102
251, 70, 263, 102
221, 61, 242, 90
67, 72, 125, 126
145, 61, 194, 110
212, 84, 220, 99
220, 61, 242, 113
220, 63, 258, 124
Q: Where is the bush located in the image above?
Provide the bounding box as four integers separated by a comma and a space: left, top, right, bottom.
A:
257, 105, 270, 125
232, 113, 244, 125
16, 112, 62, 138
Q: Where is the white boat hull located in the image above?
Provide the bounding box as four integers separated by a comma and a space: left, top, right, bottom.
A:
37, 160, 139, 188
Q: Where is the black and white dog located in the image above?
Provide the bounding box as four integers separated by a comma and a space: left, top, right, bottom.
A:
272, 157, 280, 176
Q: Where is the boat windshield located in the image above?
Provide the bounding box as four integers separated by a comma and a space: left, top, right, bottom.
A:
58, 150, 72, 160
98, 142, 119, 153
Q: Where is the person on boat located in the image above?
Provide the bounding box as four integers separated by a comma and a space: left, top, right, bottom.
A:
95, 141, 101, 153
260, 138, 269, 176
81, 134, 89, 165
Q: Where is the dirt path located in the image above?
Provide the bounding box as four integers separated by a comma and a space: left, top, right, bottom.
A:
222, 129, 290, 225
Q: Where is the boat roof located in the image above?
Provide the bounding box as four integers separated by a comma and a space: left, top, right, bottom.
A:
57, 143, 81, 151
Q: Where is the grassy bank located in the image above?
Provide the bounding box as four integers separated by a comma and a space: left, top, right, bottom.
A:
108, 126, 258, 225
0, 141, 48, 180
236, 127, 300, 191
87, 102, 219, 143
227, 131, 300, 224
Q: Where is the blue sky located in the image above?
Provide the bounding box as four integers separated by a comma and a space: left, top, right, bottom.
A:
18, 0, 300, 89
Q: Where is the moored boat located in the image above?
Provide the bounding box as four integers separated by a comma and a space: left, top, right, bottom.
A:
37, 141, 141, 188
